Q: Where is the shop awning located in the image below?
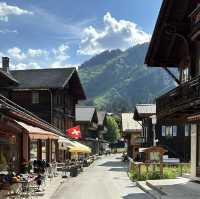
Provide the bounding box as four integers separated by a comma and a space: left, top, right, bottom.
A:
139, 146, 167, 154
58, 136, 75, 150
69, 141, 91, 153
16, 121, 58, 140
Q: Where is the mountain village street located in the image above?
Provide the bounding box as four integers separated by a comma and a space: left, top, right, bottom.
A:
51, 154, 152, 199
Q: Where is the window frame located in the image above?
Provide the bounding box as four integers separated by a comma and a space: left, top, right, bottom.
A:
32, 92, 39, 104
172, 126, 177, 136
161, 126, 166, 136
185, 124, 190, 136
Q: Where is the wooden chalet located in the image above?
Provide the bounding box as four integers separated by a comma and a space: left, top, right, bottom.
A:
97, 111, 108, 154
145, 0, 200, 178
0, 57, 86, 134
121, 113, 142, 159
134, 104, 190, 162
134, 104, 156, 147
75, 106, 99, 154
0, 57, 91, 175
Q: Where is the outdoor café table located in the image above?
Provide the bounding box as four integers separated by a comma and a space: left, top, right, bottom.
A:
16, 175, 38, 198
0, 183, 21, 199
56, 163, 65, 172
62, 164, 70, 178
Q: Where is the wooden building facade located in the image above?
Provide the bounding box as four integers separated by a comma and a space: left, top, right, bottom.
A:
75, 106, 99, 154
145, 0, 200, 178
121, 113, 142, 159
134, 104, 156, 148
0, 57, 86, 134
97, 111, 108, 154
134, 104, 190, 162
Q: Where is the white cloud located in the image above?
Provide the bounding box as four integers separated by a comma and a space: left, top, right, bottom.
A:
0, 44, 73, 70
7, 47, 26, 60
51, 44, 70, 67
29, 62, 41, 69
0, 29, 18, 34
27, 49, 48, 58
78, 12, 151, 55
0, 2, 33, 22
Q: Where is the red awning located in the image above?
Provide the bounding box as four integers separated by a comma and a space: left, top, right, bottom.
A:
16, 121, 58, 140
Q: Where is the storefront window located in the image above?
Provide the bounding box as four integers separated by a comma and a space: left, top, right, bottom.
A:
52, 141, 56, 161
30, 140, 38, 161
42, 140, 46, 160
0, 132, 20, 172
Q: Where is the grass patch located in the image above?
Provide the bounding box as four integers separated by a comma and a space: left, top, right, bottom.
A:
129, 163, 190, 181
112, 148, 127, 153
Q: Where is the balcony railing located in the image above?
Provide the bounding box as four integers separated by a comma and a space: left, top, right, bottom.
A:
156, 74, 200, 118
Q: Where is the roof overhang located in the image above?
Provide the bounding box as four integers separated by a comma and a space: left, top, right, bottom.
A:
145, 0, 198, 68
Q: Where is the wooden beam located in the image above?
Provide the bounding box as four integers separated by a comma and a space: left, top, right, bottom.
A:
163, 67, 180, 84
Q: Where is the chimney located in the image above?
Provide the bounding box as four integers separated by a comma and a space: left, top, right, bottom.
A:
2, 57, 9, 72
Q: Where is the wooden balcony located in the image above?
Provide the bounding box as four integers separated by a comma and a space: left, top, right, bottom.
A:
156, 75, 200, 120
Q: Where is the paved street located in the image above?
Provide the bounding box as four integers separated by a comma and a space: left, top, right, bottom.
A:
51, 154, 152, 199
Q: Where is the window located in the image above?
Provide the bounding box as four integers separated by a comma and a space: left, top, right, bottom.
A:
161, 126, 166, 136
51, 140, 56, 161
54, 94, 62, 105
32, 92, 39, 104
185, 124, 190, 136
172, 126, 177, 136
144, 127, 148, 141
182, 67, 189, 83
42, 140, 46, 160
30, 140, 38, 161
166, 126, 172, 137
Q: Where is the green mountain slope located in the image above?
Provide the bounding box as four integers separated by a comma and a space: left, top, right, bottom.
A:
79, 43, 176, 112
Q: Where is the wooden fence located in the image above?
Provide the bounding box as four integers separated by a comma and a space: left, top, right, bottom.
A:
128, 158, 191, 180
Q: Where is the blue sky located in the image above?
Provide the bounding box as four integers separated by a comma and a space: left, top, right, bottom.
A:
0, 0, 162, 69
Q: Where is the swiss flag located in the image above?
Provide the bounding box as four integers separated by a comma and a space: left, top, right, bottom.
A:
66, 126, 81, 139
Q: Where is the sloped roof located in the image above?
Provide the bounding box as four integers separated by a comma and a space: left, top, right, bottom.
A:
0, 69, 18, 86
11, 68, 75, 89
134, 104, 156, 120
97, 111, 106, 126
121, 113, 142, 133
75, 106, 98, 123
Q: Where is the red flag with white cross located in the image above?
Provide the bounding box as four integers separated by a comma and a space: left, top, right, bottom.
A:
66, 126, 81, 139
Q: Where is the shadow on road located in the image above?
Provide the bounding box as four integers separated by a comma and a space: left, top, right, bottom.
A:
98, 161, 127, 168
123, 193, 151, 199
109, 167, 127, 172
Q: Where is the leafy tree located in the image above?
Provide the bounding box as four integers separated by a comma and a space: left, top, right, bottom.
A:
104, 115, 120, 143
